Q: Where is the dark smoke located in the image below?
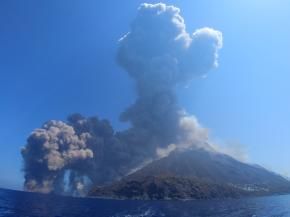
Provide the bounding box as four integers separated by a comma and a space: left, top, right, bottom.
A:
21, 3, 223, 196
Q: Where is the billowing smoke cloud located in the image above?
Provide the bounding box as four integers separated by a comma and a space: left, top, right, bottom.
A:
21, 121, 93, 194
22, 3, 223, 196
117, 2, 221, 158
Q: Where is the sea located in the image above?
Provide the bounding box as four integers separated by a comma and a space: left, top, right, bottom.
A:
0, 188, 290, 217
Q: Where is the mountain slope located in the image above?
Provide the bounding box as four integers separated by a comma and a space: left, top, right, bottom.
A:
89, 148, 290, 200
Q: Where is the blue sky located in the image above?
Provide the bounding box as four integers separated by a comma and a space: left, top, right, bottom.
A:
0, 0, 290, 189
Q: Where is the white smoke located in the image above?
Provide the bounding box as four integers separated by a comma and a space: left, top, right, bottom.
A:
156, 114, 211, 158
212, 141, 249, 162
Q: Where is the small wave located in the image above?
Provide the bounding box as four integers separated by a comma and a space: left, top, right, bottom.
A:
111, 206, 164, 217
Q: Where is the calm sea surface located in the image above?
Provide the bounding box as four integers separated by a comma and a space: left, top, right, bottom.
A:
0, 188, 290, 217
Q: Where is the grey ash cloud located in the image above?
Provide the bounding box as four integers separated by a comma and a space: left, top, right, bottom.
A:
21, 120, 93, 194
21, 3, 223, 196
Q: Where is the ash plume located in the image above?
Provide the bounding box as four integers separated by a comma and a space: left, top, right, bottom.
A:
21, 120, 93, 194
22, 3, 223, 196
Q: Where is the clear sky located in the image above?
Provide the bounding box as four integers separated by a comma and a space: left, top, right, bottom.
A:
0, 0, 289, 190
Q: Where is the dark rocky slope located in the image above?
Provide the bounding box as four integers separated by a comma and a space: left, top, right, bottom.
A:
89, 149, 290, 200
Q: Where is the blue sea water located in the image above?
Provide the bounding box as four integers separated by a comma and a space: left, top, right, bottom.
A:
0, 188, 290, 217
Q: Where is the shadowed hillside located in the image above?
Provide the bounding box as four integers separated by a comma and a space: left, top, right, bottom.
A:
89, 149, 290, 200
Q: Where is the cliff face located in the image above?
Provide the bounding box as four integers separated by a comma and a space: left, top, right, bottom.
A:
89, 149, 290, 200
